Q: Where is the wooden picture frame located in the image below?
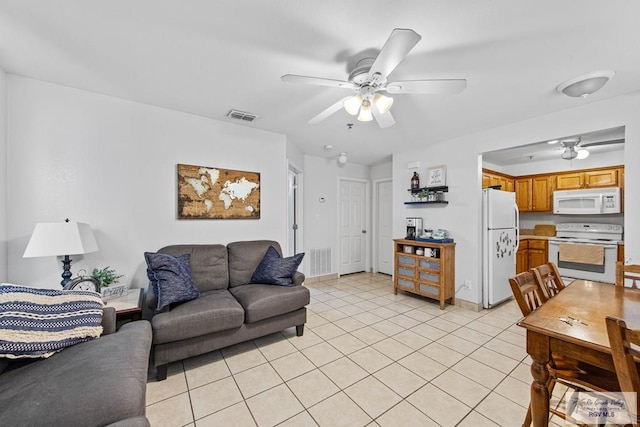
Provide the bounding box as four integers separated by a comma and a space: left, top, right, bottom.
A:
427, 165, 447, 186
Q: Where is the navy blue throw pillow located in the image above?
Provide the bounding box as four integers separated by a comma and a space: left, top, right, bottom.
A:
144, 252, 201, 311
250, 246, 305, 287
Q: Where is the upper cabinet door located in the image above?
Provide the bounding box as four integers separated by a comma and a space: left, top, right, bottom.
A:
556, 172, 584, 190
584, 169, 618, 188
515, 178, 532, 211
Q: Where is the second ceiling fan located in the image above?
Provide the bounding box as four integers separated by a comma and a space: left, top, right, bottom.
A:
281, 28, 467, 128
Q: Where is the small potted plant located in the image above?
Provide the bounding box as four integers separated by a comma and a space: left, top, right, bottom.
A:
92, 266, 123, 288
418, 188, 432, 201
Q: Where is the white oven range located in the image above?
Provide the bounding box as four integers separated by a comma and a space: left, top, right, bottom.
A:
548, 223, 622, 284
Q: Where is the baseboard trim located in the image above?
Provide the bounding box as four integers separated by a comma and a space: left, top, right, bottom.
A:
305, 273, 339, 284
455, 298, 483, 312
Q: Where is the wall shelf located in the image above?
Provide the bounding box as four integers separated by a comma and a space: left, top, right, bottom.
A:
404, 201, 449, 205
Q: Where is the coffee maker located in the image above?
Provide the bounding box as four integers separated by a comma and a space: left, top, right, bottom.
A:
406, 217, 423, 240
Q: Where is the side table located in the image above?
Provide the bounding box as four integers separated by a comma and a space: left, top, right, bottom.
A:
105, 288, 144, 324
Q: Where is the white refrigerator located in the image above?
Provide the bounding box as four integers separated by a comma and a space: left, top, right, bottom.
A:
482, 188, 519, 309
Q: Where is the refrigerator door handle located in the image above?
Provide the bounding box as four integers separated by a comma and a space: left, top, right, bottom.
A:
513, 202, 520, 262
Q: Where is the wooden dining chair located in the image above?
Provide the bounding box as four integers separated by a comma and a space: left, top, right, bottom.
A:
532, 262, 566, 299
605, 316, 640, 425
616, 262, 640, 288
509, 271, 547, 316
509, 272, 620, 426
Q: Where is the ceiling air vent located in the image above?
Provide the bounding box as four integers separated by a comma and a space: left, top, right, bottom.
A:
226, 109, 259, 122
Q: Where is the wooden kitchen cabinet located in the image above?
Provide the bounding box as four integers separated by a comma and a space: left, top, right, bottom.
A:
393, 239, 455, 309
516, 239, 529, 274
482, 169, 514, 192
515, 178, 532, 211
555, 168, 618, 190
516, 238, 548, 273
515, 176, 553, 212
528, 239, 548, 270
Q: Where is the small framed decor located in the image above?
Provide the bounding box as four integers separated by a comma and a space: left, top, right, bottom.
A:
101, 283, 127, 300
427, 165, 447, 187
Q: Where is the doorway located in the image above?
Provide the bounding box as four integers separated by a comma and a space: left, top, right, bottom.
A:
375, 179, 393, 275
287, 165, 302, 256
338, 178, 368, 275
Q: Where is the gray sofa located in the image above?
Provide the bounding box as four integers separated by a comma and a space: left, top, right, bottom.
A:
147, 240, 309, 380
0, 307, 152, 427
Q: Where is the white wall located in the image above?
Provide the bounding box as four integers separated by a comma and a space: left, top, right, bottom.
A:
303, 155, 370, 276
371, 159, 392, 180
0, 66, 7, 282
6, 76, 289, 289
393, 93, 640, 306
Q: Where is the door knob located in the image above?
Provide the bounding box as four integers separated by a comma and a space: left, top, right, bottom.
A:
362, 230, 367, 234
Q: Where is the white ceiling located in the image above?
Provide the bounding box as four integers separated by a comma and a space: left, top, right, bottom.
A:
1, 1, 639, 166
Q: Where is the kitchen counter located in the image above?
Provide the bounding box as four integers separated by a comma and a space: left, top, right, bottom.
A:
519, 234, 552, 241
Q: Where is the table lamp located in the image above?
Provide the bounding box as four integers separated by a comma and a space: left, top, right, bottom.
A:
23, 219, 98, 287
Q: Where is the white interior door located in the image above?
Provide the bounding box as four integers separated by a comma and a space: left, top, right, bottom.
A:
339, 180, 367, 275
376, 180, 393, 275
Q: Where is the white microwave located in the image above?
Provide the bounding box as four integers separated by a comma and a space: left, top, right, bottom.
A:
553, 187, 621, 215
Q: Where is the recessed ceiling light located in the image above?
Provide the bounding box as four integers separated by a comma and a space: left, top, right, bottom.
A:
323, 145, 333, 151
547, 139, 559, 145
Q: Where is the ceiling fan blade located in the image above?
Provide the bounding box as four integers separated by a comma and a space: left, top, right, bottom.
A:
580, 138, 625, 148
368, 28, 421, 82
385, 79, 467, 94
308, 97, 350, 124
372, 107, 395, 129
281, 74, 356, 90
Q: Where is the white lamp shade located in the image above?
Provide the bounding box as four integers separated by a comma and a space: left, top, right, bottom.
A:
357, 101, 373, 122
23, 222, 98, 258
343, 94, 363, 115
373, 93, 394, 114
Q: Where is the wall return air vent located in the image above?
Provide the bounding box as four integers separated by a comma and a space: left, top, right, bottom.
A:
226, 109, 259, 122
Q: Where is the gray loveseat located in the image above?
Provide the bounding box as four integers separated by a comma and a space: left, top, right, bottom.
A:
0, 307, 152, 427
147, 240, 310, 380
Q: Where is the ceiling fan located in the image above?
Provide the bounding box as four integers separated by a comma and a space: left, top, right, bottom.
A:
281, 28, 467, 128
551, 137, 625, 160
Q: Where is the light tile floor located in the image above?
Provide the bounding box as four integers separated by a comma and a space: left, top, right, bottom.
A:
145, 273, 576, 427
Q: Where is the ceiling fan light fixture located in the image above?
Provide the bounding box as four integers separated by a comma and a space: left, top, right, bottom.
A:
556, 70, 615, 98
344, 94, 363, 115
357, 100, 373, 122
373, 93, 394, 114
561, 148, 578, 160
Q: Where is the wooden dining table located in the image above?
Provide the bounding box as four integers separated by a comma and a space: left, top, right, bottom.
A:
518, 279, 640, 426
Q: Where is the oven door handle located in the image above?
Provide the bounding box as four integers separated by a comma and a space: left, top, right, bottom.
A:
548, 241, 618, 249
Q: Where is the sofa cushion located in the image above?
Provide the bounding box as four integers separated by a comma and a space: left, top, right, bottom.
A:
228, 240, 282, 287
158, 245, 229, 292
151, 290, 244, 344
229, 284, 310, 323
250, 246, 305, 287
0, 320, 151, 427
145, 252, 201, 310
0, 284, 104, 359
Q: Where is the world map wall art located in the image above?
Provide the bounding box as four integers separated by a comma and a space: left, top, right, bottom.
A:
177, 163, 260, 219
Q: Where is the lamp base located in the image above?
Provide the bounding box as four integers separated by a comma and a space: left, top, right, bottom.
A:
61, 255, 73, 287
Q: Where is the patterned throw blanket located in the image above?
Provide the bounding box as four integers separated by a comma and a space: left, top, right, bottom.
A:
0, 284, 104, 358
